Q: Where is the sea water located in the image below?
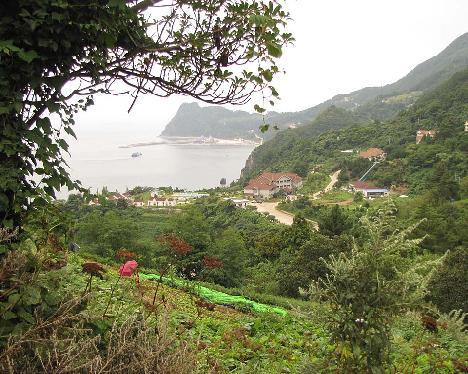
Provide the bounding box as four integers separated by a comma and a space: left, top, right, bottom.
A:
62, 135, 254, 196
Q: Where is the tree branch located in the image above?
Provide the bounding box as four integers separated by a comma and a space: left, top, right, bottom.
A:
131, 0, 165, 13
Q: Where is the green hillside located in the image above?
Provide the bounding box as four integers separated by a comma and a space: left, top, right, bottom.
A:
241, 68, 468, 193
2, 196, 466, 373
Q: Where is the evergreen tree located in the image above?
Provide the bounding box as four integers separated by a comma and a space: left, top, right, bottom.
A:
319, 205, 352, 237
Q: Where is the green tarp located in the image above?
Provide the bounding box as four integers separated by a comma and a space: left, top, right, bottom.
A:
140, 273, 287, 316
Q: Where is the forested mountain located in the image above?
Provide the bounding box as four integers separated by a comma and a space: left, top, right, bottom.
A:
241, 68, 468, 194
161, 32, 468, 139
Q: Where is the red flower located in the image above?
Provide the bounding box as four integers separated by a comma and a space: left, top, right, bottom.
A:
119, 260, 138, 277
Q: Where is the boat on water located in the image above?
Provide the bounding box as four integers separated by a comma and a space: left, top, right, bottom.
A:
131, 152, 142, 158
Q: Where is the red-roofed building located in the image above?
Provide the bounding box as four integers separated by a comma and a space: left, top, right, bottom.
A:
359, 148, 386, 161
107, 192, 128, 202
244, 172, 303, 198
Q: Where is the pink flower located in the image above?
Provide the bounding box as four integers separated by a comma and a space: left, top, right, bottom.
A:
119, 260, 138, 277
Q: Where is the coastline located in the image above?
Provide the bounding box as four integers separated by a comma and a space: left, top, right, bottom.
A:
119, 135, 262, 149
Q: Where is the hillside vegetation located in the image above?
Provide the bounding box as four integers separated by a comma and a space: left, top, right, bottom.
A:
1, 7, 467, 371
241, 67, 468, 194
1, 197, 467, 372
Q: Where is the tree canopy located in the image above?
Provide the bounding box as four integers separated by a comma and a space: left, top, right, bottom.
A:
0, 0, 291, 228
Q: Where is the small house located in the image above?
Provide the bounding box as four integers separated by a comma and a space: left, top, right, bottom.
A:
88, 198, 100, 206
224, 198, 250, 208
133, 199, 145, 207
147, 197, 178, 207
359, 148, 386, 161
416, 130, 437, 144
350, 181, 389, 199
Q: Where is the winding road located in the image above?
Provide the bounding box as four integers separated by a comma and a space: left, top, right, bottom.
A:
250, 170, 341, 226
312, 169, 341, 200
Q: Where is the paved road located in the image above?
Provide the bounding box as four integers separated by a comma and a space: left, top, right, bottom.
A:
312, 170, 341, 200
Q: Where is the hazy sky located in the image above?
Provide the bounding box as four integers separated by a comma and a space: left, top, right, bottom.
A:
72, 0, 468, 141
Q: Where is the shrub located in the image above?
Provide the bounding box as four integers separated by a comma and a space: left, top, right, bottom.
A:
305, 202, 444, 372
427, 248, 468, 314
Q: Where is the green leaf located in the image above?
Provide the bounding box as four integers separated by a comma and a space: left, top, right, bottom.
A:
254, 104, 266, 114
270, 86, 279, 98
266, 42, 282, 58
259, 124, 269, 133
22, 286, 42, 305
108, 0, 125, 9
17, 309, 35, 324
262, 70, 273, 82
44, 293, 60, 306
0, 192, 9, 209
64, 126, 77, 139
17, 50, 38, 63
46, 102, 60, 112
3, 311, 16, 320
8, 293, 20, 305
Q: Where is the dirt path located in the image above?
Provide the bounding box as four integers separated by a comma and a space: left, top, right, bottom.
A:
253, 202, 295, 225
248, 171, 341, 227
312, 170, 341, 200
251, 202, 319, 229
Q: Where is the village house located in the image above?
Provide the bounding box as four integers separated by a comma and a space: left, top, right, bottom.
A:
224, 198, 250, 208
132, 199, 145, 207
122, 191, 133, 199
88, 198, 100, 206
244, 172, 303, 199
416, 129, 437, 144
359, 148, 386, 161
106, 192, 130, 202
147, 197, 178, 207
350, 181, 389, 199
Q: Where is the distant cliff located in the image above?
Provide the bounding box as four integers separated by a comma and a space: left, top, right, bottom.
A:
160, 102, 314, 140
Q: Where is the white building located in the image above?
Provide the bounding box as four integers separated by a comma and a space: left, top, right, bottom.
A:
224, 198, 250, 208
147, 197, 178, 207
350, 181, 389, 199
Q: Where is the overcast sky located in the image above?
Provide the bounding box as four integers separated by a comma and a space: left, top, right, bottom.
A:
72, 0, 468, 140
